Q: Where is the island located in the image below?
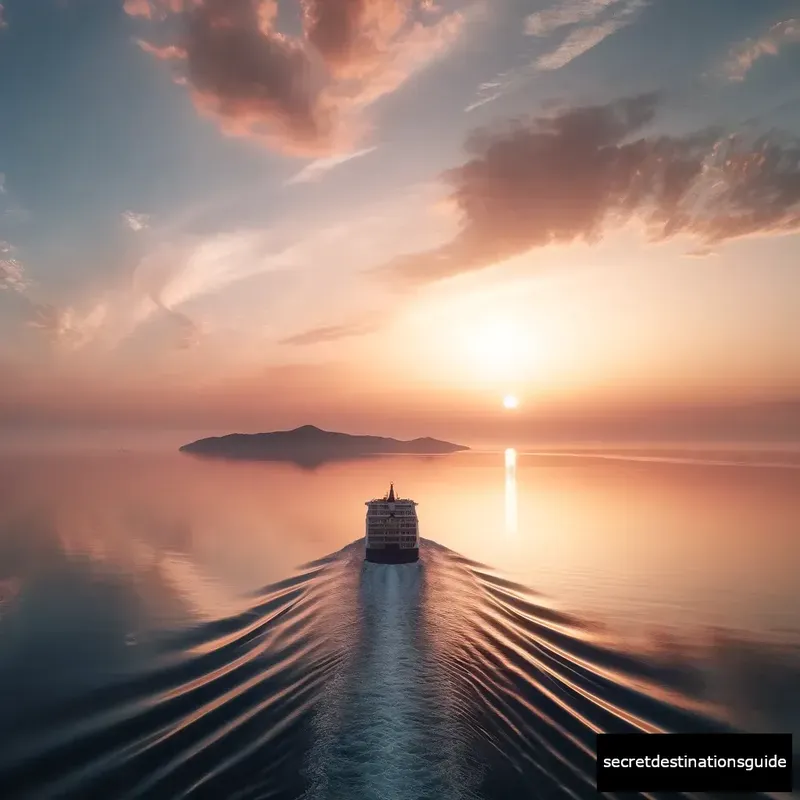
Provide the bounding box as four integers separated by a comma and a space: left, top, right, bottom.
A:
179, 425, 469, 467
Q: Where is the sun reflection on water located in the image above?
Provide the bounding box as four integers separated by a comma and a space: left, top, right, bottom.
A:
504, 448, 517, 535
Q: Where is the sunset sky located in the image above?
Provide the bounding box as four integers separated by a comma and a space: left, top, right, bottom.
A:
0, 0, 798, 446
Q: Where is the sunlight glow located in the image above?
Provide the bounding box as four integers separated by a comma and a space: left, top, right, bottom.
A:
503, 394, 519, 409
467, 320, 520, 373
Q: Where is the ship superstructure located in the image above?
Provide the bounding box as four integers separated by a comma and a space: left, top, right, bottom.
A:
364, 483, 419, 563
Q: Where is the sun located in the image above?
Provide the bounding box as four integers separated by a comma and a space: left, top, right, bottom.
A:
502, 394, 519, 409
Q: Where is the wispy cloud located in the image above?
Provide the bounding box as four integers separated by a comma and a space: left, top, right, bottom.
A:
531, 0, 646, 71
278, 320, 380, 346
525, 0, 620, 37
135, 39, 187, 60
284, 146, 378, 185
464, 70, 530, 113
0, 238, 29, 293
465, 0, 645, 111
722, 18, 800, 82
28, 303, 109, 350
0, 4, 7, 31
122, 210, 150, 231
684, 247, 717, 259
15, 183, 446, 358
0, 244, 114, 352
132, 230, 280, 313
535, 15, 631, 70
14, 229, 277, 354
0, 256, 27, 293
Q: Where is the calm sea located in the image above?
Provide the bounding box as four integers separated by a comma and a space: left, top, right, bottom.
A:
0, 449, 798, 799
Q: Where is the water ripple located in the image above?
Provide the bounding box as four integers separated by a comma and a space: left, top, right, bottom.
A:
1, 540, 794, 799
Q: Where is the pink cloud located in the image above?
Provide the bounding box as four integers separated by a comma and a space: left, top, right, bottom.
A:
136, 39, 187, 59
380, 94, 800, 283
123, 0, 189, 19
123, 0, 154, 18
723, 18, 800, 82
133, 0, 466, 156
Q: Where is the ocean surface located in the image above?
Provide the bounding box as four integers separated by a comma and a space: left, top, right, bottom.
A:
0, 448, 798, 799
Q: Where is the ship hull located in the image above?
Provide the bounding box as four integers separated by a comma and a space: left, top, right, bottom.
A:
365, 546, 419, 564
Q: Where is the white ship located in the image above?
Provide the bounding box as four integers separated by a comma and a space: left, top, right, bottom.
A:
364, 483, 419, 563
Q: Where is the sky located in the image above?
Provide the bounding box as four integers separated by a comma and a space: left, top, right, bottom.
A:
0, 0, 799, 447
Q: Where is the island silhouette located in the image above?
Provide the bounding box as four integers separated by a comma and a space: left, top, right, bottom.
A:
179, 425, 469, 468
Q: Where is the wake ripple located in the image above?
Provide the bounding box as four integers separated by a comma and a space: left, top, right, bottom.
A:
1, 540, 794, 799
304, 559, 480, 800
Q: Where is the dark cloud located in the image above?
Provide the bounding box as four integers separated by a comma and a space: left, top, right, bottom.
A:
133, 0, 465, 155
380, 93, 800, 284
278, 320, 379, 346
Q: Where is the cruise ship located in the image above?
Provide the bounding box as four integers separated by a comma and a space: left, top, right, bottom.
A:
364, 483, 419, 563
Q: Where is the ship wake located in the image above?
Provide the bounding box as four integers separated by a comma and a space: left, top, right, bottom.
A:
305, 559, 479, 800
1, 540, 794, 799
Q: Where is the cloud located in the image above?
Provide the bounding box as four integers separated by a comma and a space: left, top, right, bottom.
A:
0, 245, 116, 352
0, 238, 143, 353
0, 173, 5, 194
722, 18, 800, 82
19, 231, 276, 354
525, 0, 619, 37
27, 303, 109, 350
0, 4, 7, 31
123, 0, 185, 19
0, 241, 28, 293
0, 259, 27, 292
284, 145, 378, 184
123, 0, 155, 18
465, 0, 644, 111
380, 93, 800, 284
684, 247, 717, 258
131, 0, 466, 156
131, 230, 281, 312
136, 39, 187, 60
535, 16, 630, 70
531, 0, 646, 70
121, 210, 151, 231
278, 319, 379, 345
149, 298, 203, 349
